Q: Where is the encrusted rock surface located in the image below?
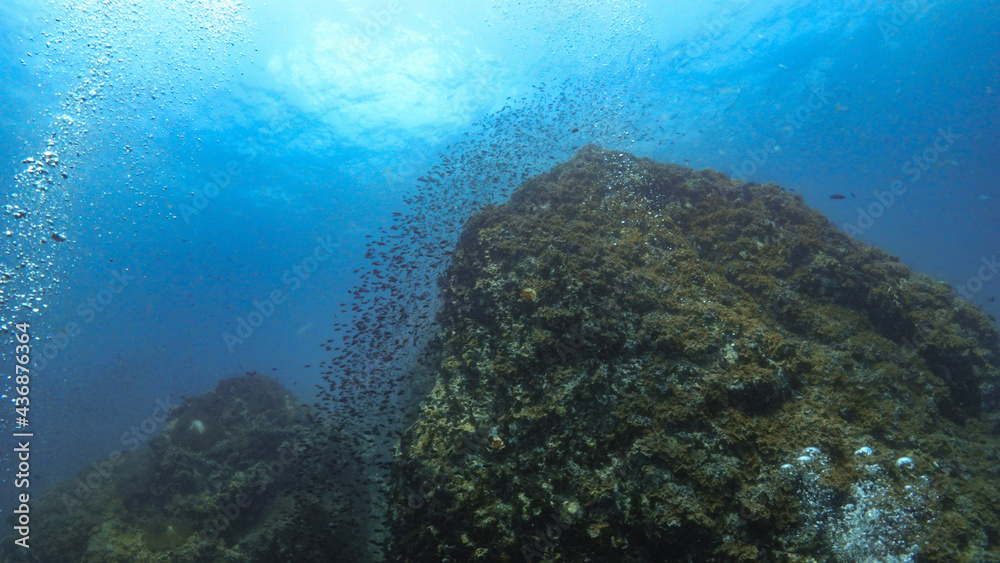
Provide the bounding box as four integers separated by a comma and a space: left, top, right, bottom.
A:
388, 146, 1000, 561
6, 373, 356, 563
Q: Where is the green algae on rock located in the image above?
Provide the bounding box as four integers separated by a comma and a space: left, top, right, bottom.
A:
3, 373, 358, 563
388, 146, 1000, 561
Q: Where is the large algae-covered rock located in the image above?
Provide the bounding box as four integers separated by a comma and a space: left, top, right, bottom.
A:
389, 146, 1000, 561
6, 373, 356, 562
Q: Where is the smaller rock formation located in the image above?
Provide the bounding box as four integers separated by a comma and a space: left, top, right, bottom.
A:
4, 373, 356, 562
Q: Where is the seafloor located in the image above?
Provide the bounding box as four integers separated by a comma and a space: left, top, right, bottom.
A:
7, 146, 1000, 562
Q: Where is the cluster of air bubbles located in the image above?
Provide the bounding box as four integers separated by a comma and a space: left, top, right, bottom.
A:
780, 445, 828, 472
20, 147, 64, 192
1, 0, 250, 355
780, 446, 930, 562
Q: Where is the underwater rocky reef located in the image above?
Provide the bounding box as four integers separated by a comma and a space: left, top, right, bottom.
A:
388, 146, 1000, 562
8, 147, 1000, 562
2, 373, 360, 562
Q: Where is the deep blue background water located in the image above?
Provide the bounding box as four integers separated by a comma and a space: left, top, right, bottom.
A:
1, 0, 997, 510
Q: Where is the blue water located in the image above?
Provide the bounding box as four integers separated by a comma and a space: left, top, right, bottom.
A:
0, 0, 998, 520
